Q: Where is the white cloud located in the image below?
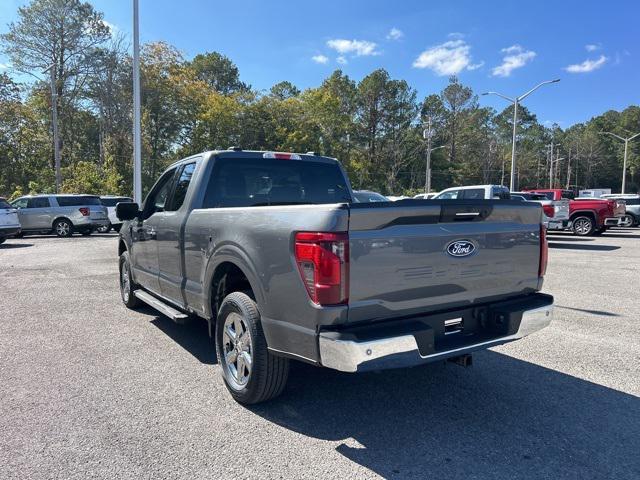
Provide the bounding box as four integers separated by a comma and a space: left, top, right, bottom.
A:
491, 45, 536, 77
467, 61, 484, 71
585, 44, 600, 52
0, 63, 10, 70
326, 39, 379, 57
412, 39, 478, 76
336, 56, 348, 65
100, 19, 118, 33
311, 54, 329, 64
565, 55, 607, 73
386, 28, 403, 41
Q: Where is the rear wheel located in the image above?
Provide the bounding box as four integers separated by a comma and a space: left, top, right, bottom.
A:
97, 223, 111, 233
53, 218, 73, 237
215, 292, 289, 404
572, 216, 595, 236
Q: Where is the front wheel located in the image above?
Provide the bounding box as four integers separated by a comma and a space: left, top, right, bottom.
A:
215, 292, 289, 404
572, 216, 595, 236
119, 250, 141, 309
53, 218, 73, 237
97, 223, 111, 233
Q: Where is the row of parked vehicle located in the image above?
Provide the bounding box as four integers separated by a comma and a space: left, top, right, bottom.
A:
353, 185, 638, 236
0, 194, 133, 243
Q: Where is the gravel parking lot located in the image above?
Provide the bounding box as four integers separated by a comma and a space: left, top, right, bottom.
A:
1, 230, 639, 479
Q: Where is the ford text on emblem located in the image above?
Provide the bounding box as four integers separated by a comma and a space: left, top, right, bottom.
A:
446, 240, 476, 257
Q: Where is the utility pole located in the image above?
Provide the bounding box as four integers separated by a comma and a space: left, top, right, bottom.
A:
481, 78, 560, 191
133, 0, 142, 204
43, 64, 62, 192
548, 143, 561, 188
599, 131, 640, 194
566, 147, 572, 190
423, 118, 446, 194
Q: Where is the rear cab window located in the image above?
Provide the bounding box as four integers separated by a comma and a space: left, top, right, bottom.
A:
463, 188, 486, 200
203, 156, 351, 208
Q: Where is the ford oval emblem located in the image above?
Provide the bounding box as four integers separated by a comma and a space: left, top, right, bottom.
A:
446, 240, 476, 257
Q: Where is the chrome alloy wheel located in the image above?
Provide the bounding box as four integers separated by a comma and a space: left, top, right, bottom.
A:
56, 221, 70, 236
222, 312, 252, 387
573, 217, 592, 235
120, 260, 131, 302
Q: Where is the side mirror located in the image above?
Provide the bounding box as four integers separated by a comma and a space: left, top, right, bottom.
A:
116, 202, 140, 221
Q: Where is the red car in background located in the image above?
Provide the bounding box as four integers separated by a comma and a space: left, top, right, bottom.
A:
526, 189, 626, 236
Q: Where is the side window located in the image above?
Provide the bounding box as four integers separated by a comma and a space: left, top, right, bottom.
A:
27, 197, 51, 208
438, 190, 459, 200
167, 163, 195, 211
142, 168, 177, 219
463, 189, 485, 200
12, 198, 28, 209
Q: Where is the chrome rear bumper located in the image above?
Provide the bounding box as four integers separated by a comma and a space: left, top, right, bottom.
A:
319, 302, 553, 373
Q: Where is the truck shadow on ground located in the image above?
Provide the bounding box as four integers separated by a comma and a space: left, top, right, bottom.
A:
250, 353, 640, 479
548, 242, 620, 251
149, 313, 216, 365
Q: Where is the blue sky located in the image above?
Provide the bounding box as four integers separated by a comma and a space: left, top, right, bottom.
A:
1, 0, 638, 126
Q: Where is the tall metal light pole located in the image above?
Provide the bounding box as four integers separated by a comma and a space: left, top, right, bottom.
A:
599, 131, 640, 194
43, 64, 62, 192
482, 79, 560, 191
423, 118, 446, 194
133, 0, 142, 204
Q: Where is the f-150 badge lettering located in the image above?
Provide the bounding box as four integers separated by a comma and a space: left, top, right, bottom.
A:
446, 240, 476, 257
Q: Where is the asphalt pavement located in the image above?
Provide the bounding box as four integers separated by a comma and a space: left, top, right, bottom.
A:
0, 229, 639, 479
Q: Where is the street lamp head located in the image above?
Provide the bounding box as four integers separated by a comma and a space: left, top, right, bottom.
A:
551, 78, 561, 83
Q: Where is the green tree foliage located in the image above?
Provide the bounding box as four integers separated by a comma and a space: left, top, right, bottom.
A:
1, 0, 639, 198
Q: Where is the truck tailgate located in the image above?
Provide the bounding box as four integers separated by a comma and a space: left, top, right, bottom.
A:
347, 200, 542, 323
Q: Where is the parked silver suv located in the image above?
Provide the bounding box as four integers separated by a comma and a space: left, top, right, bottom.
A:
10, 194, 109, 237
600, 194, 640, 227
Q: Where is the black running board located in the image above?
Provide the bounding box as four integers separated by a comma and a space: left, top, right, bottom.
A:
133, 290, 189, 324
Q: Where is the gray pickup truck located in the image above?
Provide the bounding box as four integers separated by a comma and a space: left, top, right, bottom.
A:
116, 149, 553, 404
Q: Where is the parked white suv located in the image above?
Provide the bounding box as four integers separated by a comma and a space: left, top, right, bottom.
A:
98, 196, 133, 232
433, 185, 511, 200
0, 197, 21, 244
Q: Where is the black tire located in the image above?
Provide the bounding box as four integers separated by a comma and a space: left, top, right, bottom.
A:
215, 292, 289, 404
53, 218, 73, 237
97, 223, 111, 233
0, 237, 5, 245
571, 215, 595, 236
119, 250, 141, 309
112, 224, 122, 233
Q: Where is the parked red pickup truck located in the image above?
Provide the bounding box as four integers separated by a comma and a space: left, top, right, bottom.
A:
527, 189, 626, 236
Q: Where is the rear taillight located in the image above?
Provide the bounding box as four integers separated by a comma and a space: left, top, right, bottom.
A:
294, 232, 349, 306
539, 224, 548, 277
79, 207, 90, 216
542, 205, 554, 218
